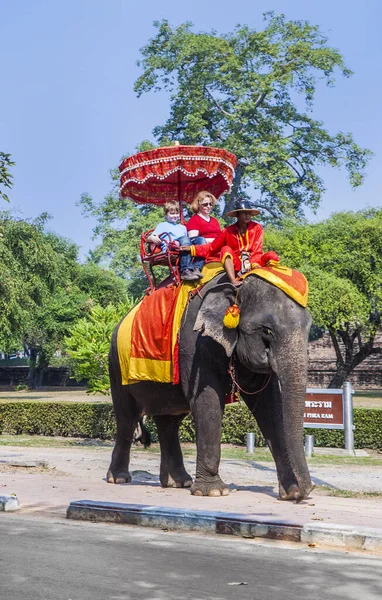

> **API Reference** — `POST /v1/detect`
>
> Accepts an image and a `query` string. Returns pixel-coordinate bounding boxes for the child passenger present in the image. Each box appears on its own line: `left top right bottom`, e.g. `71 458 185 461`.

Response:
146 201 204 282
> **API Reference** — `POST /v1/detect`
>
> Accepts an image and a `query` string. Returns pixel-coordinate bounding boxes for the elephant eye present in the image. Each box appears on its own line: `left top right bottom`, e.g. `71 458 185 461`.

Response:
263 327 273 336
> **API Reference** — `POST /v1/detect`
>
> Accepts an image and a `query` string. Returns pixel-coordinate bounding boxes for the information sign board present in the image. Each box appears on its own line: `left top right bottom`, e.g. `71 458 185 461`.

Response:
304 388 344 430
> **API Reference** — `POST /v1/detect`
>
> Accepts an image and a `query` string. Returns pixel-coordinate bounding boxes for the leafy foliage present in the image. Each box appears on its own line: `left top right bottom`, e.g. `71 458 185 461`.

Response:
81 187 164 296
0 212 127 387
265 209 382 386
0 152 15 203
1 401 381 449
65 300 135 394
0 402 116 439
134 14 371 218
80 14 372 294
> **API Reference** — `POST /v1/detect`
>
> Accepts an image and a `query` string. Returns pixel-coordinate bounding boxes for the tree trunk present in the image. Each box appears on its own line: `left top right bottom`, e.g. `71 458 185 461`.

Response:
328 367 350 389
328 327 380 389
27 347 38 389
35 351 50 389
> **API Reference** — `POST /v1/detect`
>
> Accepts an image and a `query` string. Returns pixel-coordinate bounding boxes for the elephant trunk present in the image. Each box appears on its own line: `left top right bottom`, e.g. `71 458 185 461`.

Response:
269 335 313 501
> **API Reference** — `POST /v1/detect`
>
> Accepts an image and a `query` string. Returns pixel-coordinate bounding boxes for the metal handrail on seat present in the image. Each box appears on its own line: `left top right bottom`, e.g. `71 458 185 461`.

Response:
140 229 181 293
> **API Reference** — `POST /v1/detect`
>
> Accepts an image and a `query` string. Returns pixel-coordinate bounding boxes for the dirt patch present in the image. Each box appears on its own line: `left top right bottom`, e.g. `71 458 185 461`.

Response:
0 389 110 403
0 464 66 476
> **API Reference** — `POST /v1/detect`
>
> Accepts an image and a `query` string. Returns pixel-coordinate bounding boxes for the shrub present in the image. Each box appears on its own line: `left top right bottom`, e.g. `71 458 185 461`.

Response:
0 402 116 439
0 402 381 449
65 299 135 394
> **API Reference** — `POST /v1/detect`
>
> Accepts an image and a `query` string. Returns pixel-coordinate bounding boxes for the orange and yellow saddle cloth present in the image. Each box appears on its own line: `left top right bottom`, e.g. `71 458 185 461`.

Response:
117 262 308 386
117 263 224 386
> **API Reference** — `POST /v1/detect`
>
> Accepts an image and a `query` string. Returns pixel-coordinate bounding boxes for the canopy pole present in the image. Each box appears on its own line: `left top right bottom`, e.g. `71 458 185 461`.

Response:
178 169 186 225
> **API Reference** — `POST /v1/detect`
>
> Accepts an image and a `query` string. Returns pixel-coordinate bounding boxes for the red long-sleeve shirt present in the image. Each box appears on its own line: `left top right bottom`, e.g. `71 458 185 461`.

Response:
190 221 264 270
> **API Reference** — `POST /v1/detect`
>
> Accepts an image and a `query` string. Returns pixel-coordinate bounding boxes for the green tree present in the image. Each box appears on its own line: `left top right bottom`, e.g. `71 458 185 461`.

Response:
82 185 163 297
80 140 174 296
80 14 372 294
134 14 371 218
0 152 14 202
65 300 135 394
0 212 127 387
265 209 382 387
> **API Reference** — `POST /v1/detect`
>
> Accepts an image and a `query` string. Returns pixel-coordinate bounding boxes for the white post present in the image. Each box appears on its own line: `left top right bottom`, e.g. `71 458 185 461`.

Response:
246 433 255 454
304 435 314 458
343 381 355 455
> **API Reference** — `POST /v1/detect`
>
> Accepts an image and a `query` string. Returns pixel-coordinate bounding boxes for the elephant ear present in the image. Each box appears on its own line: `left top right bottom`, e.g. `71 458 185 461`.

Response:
194 284 238 357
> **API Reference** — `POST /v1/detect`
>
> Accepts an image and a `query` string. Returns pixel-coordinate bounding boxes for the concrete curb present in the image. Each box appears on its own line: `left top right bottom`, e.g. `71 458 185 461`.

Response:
66 500 382 552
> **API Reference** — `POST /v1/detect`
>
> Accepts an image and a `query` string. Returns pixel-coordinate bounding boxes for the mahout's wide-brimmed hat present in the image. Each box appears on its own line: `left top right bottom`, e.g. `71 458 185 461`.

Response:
226 199 260 217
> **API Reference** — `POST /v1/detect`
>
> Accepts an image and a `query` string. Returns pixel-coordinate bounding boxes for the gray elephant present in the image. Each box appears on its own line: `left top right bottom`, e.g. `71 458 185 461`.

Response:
107 272 313 502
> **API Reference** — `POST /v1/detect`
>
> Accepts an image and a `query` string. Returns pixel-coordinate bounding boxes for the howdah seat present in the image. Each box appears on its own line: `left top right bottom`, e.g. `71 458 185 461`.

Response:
140 229 181 292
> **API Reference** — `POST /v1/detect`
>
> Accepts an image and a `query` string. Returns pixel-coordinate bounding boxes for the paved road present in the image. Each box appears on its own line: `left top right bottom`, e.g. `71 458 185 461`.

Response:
1 515 382 600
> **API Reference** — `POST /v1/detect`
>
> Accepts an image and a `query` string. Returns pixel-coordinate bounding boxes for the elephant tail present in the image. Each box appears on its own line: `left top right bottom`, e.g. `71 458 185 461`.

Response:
135 417 152 448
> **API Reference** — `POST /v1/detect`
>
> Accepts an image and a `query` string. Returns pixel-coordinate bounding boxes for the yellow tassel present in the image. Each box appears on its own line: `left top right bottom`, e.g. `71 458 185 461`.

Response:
223 303 241 328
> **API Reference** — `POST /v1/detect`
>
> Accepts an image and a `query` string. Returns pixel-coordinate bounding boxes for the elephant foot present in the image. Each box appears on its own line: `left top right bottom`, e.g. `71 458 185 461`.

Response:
106 467 132 484
191 478 230 497
160 469 193 489
279 482 315 503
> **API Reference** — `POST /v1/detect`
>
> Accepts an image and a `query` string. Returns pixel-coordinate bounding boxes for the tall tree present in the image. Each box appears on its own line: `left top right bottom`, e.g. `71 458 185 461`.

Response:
134 14 371 218
0 152 14 202
265 209 382 387
0 212 127 387
80 14 372 294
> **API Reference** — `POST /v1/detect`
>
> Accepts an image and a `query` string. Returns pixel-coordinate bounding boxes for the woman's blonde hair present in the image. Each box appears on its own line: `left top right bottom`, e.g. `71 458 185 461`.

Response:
190 191 217 214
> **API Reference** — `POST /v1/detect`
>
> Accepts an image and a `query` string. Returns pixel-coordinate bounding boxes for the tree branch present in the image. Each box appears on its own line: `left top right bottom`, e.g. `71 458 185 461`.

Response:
329 329 344 366
286 160 303 181
204 86 236 118
371 347 382 355
250 203 281 220
254 91 267 110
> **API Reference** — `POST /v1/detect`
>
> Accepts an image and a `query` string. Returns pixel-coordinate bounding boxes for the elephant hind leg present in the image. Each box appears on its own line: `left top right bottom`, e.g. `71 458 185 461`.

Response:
153 414 193 488
106 414 138 484
106 386 139 485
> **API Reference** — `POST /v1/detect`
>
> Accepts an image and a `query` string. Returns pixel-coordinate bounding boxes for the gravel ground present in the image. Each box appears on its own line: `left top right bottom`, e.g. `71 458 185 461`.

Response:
1 445 382 494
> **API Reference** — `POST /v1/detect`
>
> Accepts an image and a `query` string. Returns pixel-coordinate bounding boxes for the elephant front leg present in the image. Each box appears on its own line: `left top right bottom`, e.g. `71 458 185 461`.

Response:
191 387 229 497
153 414 193 488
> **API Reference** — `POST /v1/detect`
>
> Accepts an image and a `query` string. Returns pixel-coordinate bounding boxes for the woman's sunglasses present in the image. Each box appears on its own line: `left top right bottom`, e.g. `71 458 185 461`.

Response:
201 202 212 207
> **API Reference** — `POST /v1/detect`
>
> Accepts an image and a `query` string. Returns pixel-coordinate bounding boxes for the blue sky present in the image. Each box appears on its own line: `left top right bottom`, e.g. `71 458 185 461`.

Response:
2 0 381 258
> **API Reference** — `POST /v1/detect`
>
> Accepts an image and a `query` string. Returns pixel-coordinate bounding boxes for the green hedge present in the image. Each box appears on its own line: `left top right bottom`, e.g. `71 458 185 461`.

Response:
0 402 116 440
0 401 381 449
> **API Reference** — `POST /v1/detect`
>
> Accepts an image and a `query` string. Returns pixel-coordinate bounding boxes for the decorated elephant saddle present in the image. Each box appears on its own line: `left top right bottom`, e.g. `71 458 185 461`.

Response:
117 262 224 386
242 260 308 308
117 260 308 387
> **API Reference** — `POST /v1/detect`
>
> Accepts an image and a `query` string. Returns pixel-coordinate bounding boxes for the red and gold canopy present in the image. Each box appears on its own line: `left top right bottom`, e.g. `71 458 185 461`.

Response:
119 145 238 205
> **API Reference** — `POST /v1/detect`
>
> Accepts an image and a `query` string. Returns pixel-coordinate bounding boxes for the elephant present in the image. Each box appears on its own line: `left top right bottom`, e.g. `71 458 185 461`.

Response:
107 271 314 502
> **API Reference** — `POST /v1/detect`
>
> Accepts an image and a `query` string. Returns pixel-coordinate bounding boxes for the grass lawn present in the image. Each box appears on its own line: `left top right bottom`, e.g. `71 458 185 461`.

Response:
0 388 381 407
0 434 381 467
353 389 382 408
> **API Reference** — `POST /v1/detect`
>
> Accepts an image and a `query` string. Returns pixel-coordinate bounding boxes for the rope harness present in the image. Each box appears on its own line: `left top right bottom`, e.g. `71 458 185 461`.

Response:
228 356 271 399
